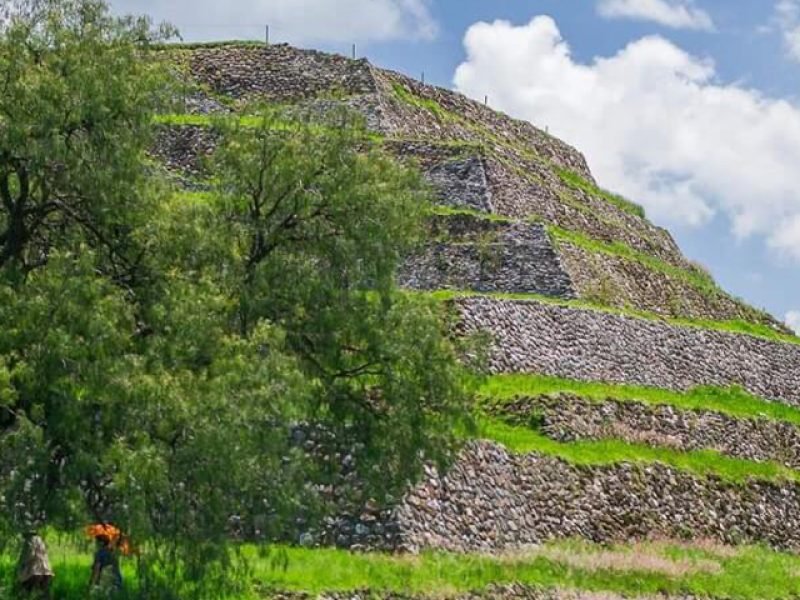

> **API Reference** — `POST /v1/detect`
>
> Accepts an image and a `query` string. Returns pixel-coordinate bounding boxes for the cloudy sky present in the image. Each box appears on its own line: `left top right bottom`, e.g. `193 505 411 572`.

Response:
111 0 800 331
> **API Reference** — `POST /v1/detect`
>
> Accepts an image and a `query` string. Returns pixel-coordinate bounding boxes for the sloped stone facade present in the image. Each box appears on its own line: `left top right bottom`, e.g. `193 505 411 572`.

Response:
390 442 800 553
400 220 575 297
492 394 800 468
456 297 800 406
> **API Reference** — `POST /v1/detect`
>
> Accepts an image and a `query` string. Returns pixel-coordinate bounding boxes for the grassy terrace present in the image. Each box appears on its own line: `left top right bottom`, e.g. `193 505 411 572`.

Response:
428 289 800 346
481 374 800 428
153 113 385 142
555 166 646 219
429 206 764 325
547 225 721 295
476 416 800 485
6 538 800 598
472 374 800 487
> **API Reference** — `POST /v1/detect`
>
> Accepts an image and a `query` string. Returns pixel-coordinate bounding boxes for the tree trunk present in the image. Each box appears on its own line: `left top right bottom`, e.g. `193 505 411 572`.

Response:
16 533 54 598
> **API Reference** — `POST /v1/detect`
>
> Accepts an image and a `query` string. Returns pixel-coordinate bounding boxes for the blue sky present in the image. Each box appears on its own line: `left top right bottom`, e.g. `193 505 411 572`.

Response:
113 1 800 329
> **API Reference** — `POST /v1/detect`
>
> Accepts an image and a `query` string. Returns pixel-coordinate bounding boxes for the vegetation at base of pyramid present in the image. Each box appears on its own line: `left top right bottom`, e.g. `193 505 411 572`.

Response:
0 1 473 596
3 0 800 599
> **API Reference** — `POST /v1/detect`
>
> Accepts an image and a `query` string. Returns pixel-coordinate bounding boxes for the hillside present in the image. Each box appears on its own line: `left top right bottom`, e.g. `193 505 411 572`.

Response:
153 42 800 598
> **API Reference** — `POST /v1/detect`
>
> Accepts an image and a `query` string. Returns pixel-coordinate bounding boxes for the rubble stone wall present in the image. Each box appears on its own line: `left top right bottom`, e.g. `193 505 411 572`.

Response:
400 222 575 297
188 43 377 102
456 297 800 406
492 394 800 468
390 442 800 554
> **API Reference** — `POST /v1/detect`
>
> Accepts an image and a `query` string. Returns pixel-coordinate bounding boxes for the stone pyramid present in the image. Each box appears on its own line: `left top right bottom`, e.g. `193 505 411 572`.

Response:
155 42 800 558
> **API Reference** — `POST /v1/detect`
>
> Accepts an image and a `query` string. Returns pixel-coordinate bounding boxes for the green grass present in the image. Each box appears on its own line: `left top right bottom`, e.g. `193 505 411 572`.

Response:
392 83 450 119
154 40 269 51
428 289 800 346
154 113 385 142
476 417 800 484
555 167 646 219
427 205 514 223
481 374 800 428
8 538 800 598
548 225 725 297
154 113 260 128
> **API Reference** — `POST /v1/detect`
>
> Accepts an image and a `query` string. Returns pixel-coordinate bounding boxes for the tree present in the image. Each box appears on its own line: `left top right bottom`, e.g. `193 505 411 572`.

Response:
0 0 172 281
0 3 475 596
210 108 475 509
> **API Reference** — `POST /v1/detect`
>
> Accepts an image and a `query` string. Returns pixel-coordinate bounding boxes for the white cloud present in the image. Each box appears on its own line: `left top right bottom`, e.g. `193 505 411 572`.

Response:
771 0 800 62
109 0 437 44
453 16 800 260
786 310 800 334
597 0 715 31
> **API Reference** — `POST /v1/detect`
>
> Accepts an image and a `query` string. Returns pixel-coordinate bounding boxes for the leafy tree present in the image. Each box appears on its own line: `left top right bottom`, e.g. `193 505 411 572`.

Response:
0 3 476 596
210 109 475 508
0 0 172 281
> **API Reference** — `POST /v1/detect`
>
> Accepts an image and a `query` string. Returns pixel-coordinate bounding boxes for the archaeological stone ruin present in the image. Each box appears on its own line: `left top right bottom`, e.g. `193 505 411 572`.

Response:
154 42 800 566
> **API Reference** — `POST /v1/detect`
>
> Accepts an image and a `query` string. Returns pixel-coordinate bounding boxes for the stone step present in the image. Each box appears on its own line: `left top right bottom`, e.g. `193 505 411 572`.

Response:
488 393 800 469
454 295 800 406
380 441 800 554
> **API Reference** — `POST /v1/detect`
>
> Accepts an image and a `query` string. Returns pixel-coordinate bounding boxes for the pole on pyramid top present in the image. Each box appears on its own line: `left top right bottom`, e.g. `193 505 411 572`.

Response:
352 43 356 60
265 24 270 46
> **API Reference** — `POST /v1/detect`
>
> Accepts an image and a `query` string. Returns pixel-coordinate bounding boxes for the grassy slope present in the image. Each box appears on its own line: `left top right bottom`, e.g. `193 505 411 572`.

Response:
548 225 721 296
475 374 800 485
476 417 800 484
481 374 800 428
554 166 646 219
6 539 800 599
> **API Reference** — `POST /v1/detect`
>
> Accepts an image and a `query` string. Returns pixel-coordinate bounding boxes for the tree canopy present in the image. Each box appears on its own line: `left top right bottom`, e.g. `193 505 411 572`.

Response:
0 1 475 595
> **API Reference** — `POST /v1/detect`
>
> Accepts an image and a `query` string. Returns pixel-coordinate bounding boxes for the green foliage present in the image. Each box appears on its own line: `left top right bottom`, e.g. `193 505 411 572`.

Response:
481 374 800 427
208 107 475 499
0 22 472 598
0 7 475 594
476 417 800 485
0 0 174 274
555 167 646 219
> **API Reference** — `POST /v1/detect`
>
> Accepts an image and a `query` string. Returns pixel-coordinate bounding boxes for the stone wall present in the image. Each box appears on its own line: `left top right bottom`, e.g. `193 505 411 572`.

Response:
455 297 800 406
483 159 686 268
426 157 494 213
151 124 219 179
391 441 800 554
491 394 800 469
273 585 695 600
556 241 783 328
188 43 377 102
400 219 575 297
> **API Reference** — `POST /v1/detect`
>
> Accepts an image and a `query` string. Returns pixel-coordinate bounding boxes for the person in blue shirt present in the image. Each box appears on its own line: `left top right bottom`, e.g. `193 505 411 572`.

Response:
89 534 123 596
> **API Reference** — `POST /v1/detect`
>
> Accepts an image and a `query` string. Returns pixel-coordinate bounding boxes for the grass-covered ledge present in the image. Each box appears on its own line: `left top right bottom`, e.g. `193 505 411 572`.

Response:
428 289 800 346
480 374 800 428
475 417 800 485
